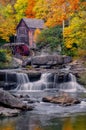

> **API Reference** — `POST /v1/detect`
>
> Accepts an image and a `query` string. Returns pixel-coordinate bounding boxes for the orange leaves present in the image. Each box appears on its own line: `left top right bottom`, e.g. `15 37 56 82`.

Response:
69 0 79 11
25 0 36 18
34 0 80 27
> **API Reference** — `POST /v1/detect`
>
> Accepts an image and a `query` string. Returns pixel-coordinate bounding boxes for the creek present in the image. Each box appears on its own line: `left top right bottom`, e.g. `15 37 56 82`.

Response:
0 69 86 130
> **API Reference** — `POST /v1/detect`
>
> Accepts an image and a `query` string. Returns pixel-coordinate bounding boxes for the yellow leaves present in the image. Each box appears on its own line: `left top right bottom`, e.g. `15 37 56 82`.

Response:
0 2 16 41
64 27 72 37
14 0 28 22
64 26 76 49
14 0 28 9
0 17 16 41
5 4 13 14
34 0 50 20
64 3 86 57
65 39 74 49
34 0 80 27
33 28 41 42
0 4 13 18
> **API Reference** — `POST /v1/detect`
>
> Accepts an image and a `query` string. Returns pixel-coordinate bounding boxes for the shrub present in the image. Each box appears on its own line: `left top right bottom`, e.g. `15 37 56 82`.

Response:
0 49 6 62
36 26 63 51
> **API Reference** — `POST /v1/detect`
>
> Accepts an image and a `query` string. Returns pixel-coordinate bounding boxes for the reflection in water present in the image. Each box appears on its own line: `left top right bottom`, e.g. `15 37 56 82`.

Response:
0 119 15 130
62 115 86 130
33 126 43 130
0 114 86 130
62 118 73 130
73 115 86 130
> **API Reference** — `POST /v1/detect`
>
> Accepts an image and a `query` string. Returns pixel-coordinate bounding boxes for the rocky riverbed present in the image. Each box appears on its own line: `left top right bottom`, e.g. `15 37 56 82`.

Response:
0 54 86 117
0 89 33 117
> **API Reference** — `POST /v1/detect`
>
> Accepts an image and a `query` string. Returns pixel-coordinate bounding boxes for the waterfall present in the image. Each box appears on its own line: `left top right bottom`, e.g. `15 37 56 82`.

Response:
16 73 29 84
15 72 86 92
14 73 30 90
0 71 29 90
0 71 85 92
56 73 86 92
17 73 54 91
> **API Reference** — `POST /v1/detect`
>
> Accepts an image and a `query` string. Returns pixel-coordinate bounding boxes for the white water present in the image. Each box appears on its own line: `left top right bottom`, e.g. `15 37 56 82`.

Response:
13 72 86 93
57 73 86 92
17 73 29 84
16 73 52 91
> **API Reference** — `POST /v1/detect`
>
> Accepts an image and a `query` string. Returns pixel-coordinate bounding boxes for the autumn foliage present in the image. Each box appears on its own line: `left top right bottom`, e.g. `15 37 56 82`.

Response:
34 0 80 27
25 0 36 18
0 0 86 58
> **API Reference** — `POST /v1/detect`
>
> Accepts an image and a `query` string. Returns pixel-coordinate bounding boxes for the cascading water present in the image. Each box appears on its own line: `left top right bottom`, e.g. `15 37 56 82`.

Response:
16 73 54 91
57 73 86 92
0 71 29 90
55 73 77 92
0 71 85 93
15 73 30 90
17 73 29 84
13 72 86 93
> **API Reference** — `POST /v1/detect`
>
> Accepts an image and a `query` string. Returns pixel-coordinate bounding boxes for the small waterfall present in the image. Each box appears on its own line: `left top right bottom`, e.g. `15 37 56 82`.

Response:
16 73 29 84
1 71 85 93
13 72 86 92
16 72 85 92
56 73 86 92
17 73 54 91
0 71 29 90
15 73 30 90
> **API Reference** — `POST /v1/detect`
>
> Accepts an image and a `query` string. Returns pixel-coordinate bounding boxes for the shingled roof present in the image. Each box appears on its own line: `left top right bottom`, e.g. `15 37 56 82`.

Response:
20 18 44 29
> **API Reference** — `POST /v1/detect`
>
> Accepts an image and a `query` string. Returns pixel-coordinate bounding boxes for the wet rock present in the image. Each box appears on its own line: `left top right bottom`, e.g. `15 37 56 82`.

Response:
22 57 31 67
31 55 63 66
22 55 72 67
42 93 80 106
27 71 41 82
0 89 33 110
0 107 20 117
19 94 37 104
21 57 34 67
63 56 72 64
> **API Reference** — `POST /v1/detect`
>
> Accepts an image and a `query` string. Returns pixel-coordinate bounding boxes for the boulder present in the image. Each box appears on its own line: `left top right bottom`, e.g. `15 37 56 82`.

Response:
22 55 72 67
22 57 31 67
63 55 72 64
0 107 20 117
31 55 63 66
42 93 80 106
0 89 33 110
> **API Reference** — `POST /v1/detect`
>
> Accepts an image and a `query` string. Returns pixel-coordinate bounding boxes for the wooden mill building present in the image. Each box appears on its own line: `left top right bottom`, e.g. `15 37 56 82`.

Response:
16 18 44 48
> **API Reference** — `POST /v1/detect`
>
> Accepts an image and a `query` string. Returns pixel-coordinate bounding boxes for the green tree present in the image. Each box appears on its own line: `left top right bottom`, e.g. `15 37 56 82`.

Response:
36 26 63 51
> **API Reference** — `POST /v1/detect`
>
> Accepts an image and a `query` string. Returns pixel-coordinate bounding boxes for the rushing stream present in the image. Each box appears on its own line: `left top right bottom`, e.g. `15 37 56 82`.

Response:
0 70 86 130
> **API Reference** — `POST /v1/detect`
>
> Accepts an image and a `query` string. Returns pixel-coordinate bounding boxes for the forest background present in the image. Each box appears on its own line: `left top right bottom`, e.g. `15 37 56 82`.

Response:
0 0 86 57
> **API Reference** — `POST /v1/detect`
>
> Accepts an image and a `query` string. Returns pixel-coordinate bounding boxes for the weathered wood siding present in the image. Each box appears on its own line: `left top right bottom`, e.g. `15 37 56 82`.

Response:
17 20 29 45
16 19 43 48
28 29 35 47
